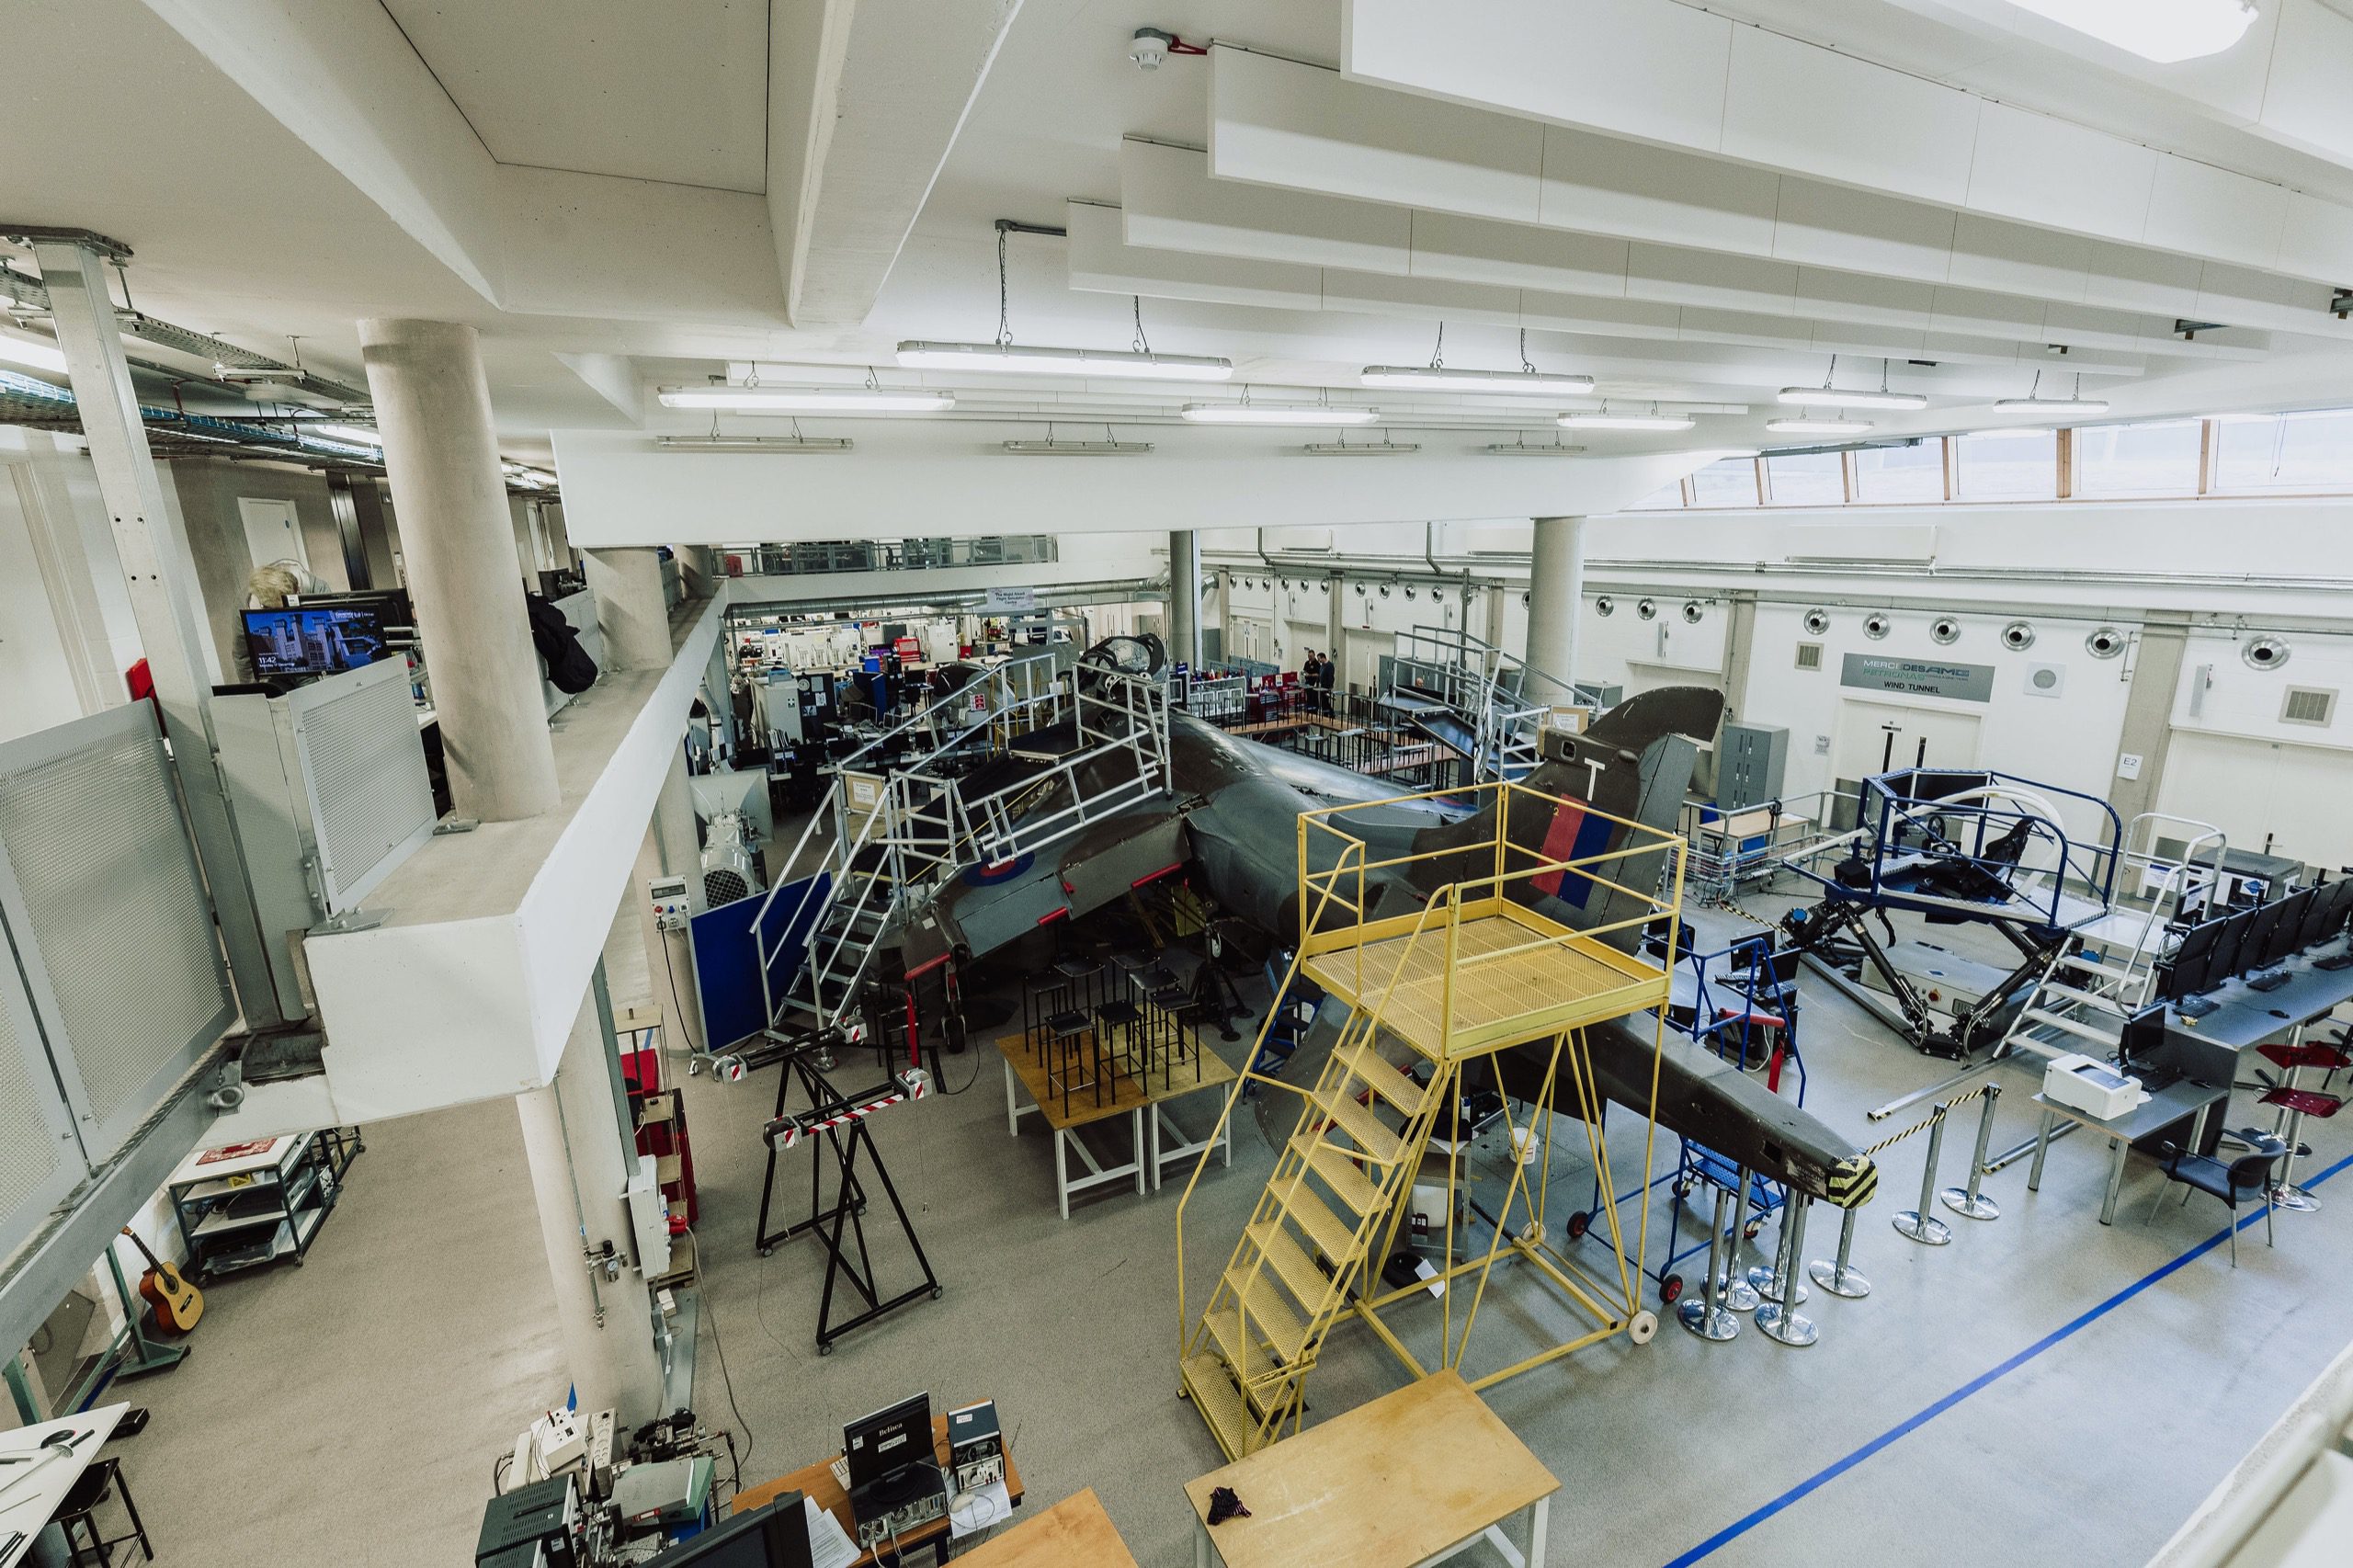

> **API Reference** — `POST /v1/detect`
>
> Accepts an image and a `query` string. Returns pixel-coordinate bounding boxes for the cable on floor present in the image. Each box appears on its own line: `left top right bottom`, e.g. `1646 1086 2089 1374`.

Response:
681 1225 756 1476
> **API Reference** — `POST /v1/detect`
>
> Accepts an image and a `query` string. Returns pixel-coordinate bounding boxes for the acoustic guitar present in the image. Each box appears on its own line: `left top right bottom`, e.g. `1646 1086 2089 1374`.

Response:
119 1228 202 1335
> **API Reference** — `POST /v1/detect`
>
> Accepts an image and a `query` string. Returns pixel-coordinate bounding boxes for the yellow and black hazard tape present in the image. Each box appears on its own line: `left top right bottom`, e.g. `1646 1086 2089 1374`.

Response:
1825 1154 1878 1210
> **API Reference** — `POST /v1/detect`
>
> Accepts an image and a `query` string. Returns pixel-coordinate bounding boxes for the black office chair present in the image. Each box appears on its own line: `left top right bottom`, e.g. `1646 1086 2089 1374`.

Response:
2145 1131 2290 1267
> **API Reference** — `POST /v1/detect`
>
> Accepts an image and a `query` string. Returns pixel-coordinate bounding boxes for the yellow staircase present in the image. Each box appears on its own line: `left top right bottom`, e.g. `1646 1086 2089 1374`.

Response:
1176 779 1686 1460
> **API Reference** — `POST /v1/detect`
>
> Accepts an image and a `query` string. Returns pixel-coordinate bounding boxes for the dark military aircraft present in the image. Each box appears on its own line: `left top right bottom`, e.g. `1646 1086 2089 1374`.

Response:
892 649 1875 1212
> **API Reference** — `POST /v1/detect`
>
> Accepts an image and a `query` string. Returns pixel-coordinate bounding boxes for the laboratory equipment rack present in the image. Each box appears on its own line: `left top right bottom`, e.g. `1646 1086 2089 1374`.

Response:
165 1128 363 1282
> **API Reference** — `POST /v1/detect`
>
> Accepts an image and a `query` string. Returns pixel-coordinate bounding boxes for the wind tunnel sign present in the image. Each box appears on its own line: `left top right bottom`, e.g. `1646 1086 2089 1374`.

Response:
1839 653 1995 703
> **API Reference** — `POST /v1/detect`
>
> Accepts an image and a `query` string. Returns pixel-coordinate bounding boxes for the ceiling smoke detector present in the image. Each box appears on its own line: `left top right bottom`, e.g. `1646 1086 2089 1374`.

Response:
1130 27 1174 69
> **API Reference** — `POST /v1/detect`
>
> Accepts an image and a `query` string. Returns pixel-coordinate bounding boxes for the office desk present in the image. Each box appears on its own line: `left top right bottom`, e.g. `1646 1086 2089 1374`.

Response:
733 1410 1025 1567
1185 1371 1556 1568
951 1489 1137 1568
2027 1079 2227 1224
2163 934 2353 1054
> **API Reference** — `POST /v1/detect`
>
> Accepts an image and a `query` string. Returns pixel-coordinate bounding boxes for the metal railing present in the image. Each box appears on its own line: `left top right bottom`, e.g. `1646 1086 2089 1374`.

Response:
1386 626 1603 785
725 535 1060 576
1679 790 1860 903
747 654 1173 1040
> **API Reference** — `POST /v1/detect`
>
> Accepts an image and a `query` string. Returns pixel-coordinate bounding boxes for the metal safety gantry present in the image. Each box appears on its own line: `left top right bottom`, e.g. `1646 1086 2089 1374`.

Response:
746 652 1173 1050
1173 781 1686 1460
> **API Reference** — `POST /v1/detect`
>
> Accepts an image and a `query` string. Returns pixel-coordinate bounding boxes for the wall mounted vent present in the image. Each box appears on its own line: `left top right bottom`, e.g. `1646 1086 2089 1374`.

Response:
1795 643 1824 671
1862 613 1891 640
2086 627 2126 659
1802 608 1831 635
1594 595 1614 616
1930 617 1961 645
2244 635 2292 672
2002 621 2037 652
2281 687 2336 727
1636 598 1658 620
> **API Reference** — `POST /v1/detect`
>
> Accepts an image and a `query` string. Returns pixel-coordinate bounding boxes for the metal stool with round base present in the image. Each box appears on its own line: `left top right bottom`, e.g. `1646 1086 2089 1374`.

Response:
2257 1040 2347 1213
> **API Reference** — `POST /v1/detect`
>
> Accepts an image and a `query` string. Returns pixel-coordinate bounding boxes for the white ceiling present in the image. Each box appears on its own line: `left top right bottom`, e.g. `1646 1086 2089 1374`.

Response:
378 0 774 193
6 0 2353 476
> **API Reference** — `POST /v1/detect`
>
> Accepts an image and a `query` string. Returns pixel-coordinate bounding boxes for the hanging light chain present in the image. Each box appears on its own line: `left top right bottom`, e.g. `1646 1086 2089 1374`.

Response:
1132 295 1151 356
995 227 1013 348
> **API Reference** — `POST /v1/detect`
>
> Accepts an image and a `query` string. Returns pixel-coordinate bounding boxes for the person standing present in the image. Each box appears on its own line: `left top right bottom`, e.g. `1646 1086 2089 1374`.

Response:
1313 647 1338 716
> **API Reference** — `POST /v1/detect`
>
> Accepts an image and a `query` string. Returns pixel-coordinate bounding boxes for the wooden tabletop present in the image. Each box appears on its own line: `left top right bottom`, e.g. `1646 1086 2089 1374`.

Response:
949 1488 1137 1568
1183 1371 1557 1568
995 1033 1238 1132
733 1410 1025 1567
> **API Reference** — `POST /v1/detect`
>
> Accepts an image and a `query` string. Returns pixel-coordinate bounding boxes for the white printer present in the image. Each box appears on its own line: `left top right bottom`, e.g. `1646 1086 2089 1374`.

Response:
2043 1053 2149 1119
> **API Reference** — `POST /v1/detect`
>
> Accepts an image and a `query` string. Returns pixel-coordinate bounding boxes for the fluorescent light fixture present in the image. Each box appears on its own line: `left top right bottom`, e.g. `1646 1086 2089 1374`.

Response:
897 340 1231 381
1358 365 1594 395
1558 411 1696 431
1302 439 1420 455
0 334 69 374
216 366 310 386
1778 385 1927 411
657 385 954 413
1180 403 1379 426
1765 417 1874 436
1991 394 2110 415
304 423 381 446
1483 438 1588 456
1963 426 2055 439
1000 437 1154 455
1997 0 2257 63
656 436 854 452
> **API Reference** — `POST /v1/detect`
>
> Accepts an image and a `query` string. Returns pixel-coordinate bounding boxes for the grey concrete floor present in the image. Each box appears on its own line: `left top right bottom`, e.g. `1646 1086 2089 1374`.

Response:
105 892 2353 1567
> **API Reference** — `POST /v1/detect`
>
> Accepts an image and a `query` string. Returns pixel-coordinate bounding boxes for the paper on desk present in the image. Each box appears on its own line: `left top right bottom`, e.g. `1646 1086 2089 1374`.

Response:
949 1480 1013 1540
804 1496 859 1568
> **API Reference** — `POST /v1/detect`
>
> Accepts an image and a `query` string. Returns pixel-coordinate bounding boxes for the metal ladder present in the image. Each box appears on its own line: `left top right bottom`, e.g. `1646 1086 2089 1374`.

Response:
1177 1011 1443 1459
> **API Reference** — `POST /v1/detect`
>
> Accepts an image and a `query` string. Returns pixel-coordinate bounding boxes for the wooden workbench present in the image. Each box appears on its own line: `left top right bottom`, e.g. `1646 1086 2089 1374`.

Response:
732 1410 1026 1567
949 1488 1139 1568
1183 1370 1556 1568
996 1033 1237 1218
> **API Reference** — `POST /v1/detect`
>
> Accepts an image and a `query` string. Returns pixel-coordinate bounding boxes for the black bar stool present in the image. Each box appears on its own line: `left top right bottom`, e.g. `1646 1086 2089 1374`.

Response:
54 1456 153 1565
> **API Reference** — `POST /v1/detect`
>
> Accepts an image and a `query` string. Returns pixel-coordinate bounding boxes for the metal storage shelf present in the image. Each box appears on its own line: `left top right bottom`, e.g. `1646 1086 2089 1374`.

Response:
166 1128 362 1282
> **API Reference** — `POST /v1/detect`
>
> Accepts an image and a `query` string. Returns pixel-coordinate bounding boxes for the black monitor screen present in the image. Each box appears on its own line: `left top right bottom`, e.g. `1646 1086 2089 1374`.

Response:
2254 887 2315 968
844 1393 931 1492
2296 881 2349 950
244 607 388 677
2201 907 2261 990
654 1494 812 1568
2164 917 2223 1000
2232 899 2292 977
2120 1002 2167 1069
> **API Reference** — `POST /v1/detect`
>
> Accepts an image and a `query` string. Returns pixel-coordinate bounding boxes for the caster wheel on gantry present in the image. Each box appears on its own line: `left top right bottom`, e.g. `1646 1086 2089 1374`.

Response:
1629 1311 1659 1345
931 1287 945 1300
818 1342 834 1357
1744 1220 1764 1242
760 1245 774 1257
1659 1273 1684 1305
1565 1210 1591 1242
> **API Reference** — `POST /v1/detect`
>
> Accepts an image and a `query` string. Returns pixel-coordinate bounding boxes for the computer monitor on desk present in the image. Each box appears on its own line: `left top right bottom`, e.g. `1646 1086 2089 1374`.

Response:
649 1493 813 1567
2240 892 2309 991
844 1393 930 1491
2165 908 2251 1018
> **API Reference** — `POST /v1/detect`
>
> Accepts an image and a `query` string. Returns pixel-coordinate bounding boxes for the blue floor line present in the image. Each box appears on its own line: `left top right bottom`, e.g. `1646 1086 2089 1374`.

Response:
1660 1151 2353 1568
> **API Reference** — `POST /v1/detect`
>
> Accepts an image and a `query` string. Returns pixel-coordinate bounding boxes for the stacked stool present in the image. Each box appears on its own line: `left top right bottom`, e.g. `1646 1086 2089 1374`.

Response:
2256 1038 2350 1212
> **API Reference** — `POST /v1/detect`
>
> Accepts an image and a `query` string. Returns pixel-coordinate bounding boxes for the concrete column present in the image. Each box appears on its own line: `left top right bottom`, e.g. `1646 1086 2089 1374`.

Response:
651 750 707 1045
585 548 672 671
1166 529 1202 673
513 983 665 1428
358 319 558 821
1525 515 1586 704
2109 614 2192 829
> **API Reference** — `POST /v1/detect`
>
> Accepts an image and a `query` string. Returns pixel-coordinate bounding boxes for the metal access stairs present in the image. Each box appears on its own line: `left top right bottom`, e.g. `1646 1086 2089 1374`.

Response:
1178 1021 1440 1458
1380 626 1598 785
752 655 1174 1045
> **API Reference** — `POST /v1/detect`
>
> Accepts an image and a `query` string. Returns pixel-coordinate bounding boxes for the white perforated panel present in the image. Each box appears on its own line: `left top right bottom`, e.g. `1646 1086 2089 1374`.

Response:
296 665 435 912
0 714 232 1153
0 959 63 1223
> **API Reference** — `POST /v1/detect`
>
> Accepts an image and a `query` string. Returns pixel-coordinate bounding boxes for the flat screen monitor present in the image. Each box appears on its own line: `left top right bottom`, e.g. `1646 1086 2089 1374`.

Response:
2295 881 2349 951
2233 897 2296 977
2120 1002 2167 1071
655 1494 813 1568
844 1393 931 1492
290 587 414 630
2200 906 2260 989
2253 887 2316 968
242 606 388 678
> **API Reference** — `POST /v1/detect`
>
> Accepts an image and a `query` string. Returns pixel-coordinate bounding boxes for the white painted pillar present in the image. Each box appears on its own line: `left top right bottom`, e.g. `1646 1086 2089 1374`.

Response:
513 983 665 1428
585 547 671 671
1525 515 1586 704
358 319 559 822
1166 529 1201 672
